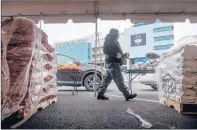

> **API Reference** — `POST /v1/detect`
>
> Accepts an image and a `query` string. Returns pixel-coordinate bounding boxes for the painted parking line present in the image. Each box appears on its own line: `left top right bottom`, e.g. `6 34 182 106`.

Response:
106 94 160 103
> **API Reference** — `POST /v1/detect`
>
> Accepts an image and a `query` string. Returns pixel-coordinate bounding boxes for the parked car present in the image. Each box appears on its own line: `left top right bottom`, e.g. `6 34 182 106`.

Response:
55 53 104 91
139 73 157 90
138 52 161 90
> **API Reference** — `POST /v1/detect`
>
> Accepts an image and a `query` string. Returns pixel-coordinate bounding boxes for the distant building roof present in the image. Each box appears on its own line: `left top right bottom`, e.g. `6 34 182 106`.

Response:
133 19 162 27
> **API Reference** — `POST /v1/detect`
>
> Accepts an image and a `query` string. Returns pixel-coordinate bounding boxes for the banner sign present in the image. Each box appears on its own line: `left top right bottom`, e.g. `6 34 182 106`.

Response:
153 44 173 50
131 33 146 47
55 33 102 48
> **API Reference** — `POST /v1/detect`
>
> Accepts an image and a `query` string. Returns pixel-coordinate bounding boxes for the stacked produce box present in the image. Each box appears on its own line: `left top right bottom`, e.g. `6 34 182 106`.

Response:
157 36 197 105
1 17 39 121
1 17 57 126
37 30 57 109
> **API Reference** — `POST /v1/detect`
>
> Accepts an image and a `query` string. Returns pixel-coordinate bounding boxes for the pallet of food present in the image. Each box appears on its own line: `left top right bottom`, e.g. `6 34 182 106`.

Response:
1 17 57 128
157 35 197 114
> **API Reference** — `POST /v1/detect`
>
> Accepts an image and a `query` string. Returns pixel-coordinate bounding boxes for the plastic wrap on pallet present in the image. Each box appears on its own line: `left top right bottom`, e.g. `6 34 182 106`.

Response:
41 30 54 53
1 17 43 120
34 49 56 64
42 84 57 96
1 18 57 122
157 35 197 104
38 28 57 104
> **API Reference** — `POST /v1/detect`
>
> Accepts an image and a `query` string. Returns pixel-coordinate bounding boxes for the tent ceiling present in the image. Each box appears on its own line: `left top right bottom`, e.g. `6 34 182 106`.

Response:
2 0 197 23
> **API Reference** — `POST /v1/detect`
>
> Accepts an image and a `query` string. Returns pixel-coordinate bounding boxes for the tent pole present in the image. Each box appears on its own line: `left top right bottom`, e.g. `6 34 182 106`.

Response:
93 1 98 97
39 13 42 29
98 34 103 81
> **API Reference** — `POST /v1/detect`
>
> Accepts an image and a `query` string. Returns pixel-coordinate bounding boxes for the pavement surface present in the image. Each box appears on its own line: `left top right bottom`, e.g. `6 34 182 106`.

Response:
15 83 197 129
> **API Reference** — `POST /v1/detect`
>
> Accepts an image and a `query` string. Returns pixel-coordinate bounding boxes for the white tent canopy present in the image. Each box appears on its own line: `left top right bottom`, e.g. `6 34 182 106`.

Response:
2 0 197 23
2 0 197 97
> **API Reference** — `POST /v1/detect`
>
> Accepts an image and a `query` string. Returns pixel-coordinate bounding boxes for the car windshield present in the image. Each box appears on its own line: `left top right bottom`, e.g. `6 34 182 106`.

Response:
56 53 77 65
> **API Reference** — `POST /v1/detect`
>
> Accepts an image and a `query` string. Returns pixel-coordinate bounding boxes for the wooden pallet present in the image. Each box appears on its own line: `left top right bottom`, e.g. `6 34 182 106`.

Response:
48 96 57 104
9 97 57 128
37 96 57 110
2 107 37 129
164 98 197 114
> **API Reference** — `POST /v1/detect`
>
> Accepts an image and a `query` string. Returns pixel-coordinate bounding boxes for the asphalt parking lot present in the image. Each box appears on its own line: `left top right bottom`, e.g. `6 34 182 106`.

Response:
17 82 197 129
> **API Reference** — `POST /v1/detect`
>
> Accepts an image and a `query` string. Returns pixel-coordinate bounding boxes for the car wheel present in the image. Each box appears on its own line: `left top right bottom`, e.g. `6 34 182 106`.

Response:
84 74 101 91
150 85 157 90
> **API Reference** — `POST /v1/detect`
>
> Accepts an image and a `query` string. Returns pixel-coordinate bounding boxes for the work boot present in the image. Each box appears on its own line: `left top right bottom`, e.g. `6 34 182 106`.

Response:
126 93 137 101
97 94 109 100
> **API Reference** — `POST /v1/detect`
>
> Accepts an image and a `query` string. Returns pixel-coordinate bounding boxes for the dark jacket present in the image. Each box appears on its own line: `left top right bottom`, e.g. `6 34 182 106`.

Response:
103 29 124 65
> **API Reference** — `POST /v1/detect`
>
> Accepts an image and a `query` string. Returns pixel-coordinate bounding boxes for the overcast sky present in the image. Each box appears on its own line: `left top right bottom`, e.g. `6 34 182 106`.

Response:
38 19 195 46
39 20 132 46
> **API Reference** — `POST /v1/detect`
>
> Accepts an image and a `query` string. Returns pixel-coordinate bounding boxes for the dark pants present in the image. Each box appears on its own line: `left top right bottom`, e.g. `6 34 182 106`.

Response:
98 63 130 99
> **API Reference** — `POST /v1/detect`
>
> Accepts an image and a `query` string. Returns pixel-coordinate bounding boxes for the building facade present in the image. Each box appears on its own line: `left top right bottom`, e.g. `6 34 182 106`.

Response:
123 21 197 66
54 21 197 68
55 38 92 63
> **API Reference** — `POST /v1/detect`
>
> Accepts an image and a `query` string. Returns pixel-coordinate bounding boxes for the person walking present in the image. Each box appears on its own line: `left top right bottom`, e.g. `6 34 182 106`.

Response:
97 28 137 101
